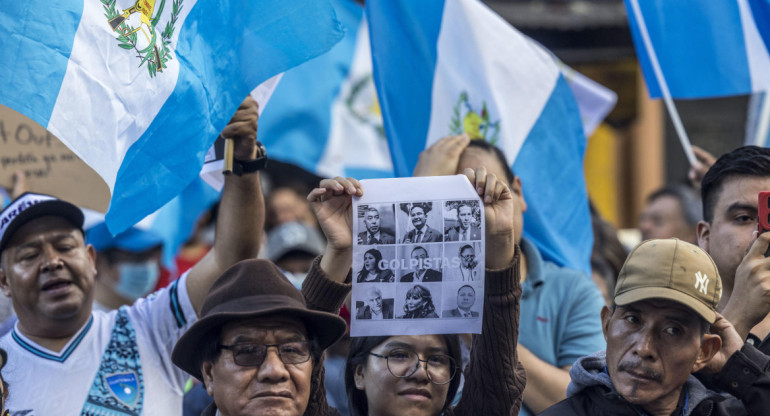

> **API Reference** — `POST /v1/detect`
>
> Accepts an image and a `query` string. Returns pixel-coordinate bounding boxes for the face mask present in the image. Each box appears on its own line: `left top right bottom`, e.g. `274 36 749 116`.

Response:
115 261 160 300
284 272 307 290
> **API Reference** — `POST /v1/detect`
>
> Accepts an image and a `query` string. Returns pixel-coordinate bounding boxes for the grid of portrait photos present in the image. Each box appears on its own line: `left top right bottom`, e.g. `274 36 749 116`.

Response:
351 178 485 337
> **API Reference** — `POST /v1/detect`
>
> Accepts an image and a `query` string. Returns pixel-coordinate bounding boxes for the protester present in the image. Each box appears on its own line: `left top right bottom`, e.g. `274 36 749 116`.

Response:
399 284 439 319
266 221 326 288
86 221 164 311
541 238 770 415
413 134 605 415
0 96 264 415
266 186 318 232
697 146 770 353
356 248 395 283
323 169 525 416
171 259 347 416
638 184 701 244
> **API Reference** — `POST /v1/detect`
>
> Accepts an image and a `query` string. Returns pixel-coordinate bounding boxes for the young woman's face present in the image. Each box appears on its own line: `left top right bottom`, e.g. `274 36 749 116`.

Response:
354 335 451 416
364 253 376 271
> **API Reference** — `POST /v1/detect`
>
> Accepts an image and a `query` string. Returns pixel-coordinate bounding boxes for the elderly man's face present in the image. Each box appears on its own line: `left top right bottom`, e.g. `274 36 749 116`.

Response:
366 289 383 314
601 299 717 415
202 316 313 416
410 207 426 229
365 209 381 234
457 206 472 230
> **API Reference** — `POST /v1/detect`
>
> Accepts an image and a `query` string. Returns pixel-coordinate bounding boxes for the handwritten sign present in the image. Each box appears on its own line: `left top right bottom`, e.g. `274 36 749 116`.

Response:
0 104 110 211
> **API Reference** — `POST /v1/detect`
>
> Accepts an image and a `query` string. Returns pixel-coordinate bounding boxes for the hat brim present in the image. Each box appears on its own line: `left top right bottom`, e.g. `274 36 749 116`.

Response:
172 304 347 381
615 286 716 324
0 199 84 253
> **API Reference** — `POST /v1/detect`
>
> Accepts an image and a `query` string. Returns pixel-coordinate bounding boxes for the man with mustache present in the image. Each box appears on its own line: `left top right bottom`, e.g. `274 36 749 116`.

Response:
541 238 770 415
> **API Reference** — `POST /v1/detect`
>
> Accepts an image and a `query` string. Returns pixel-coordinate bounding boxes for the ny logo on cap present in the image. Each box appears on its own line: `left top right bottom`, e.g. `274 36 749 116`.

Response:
694 271 709 295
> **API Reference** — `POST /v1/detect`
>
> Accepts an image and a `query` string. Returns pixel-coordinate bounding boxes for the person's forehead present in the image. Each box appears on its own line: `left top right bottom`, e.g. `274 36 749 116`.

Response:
457 146 508 180
376 335 448 353
458 205 471 213
221 316 308 341
458 287 474 295
713 175 770 212
617 299 700 324
5 215 83 249
366 209 379 216
412 248 427 256
461 247 474 254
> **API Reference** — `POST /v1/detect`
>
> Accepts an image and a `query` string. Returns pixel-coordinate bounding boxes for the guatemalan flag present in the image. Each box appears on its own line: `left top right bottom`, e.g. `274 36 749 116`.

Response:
0 0 343 233
625 0 770 99
367 0 593 275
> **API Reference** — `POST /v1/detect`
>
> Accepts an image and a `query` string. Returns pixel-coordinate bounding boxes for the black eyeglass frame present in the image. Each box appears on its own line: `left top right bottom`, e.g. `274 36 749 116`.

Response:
368 351 458 385
218 341 312 367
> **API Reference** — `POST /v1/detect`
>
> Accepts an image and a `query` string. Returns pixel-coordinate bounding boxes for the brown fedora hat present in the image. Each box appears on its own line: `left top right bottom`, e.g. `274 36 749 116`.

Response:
172 259 347 380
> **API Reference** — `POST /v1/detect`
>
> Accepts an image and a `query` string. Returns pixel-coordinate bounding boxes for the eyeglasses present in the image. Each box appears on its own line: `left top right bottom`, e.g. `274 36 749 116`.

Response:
219 341 312 367
460 254 475 261
368 350 457 385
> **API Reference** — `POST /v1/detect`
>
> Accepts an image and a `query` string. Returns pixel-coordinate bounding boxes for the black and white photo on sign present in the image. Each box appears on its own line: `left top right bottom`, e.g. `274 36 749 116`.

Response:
441 282 482 318
444 241 482 282
354 245 397 283
395 282 442 319
398 244 443 282
398 201 444 244
443 200 482 241
354 284 396 320
356 203 396 245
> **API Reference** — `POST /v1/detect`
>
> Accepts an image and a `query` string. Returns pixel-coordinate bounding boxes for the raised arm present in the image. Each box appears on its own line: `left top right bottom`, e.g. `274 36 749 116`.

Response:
453 167 526 416
186 96 264 314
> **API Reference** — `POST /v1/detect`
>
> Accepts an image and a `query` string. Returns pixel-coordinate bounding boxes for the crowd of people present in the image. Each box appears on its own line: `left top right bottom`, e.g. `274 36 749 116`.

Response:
0 97 769 416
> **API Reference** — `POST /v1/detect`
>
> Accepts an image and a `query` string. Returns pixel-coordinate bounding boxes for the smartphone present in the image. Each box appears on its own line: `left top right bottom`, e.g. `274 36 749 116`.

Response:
759 192 770 256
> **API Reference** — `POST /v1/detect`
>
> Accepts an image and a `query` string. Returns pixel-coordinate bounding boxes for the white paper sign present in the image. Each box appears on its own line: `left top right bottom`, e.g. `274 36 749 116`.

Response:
351 175 485 336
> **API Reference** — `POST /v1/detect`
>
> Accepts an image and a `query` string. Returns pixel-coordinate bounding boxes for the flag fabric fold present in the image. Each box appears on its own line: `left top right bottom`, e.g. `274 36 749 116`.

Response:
625 0 770 99
367 0 593 275
0 0 344 233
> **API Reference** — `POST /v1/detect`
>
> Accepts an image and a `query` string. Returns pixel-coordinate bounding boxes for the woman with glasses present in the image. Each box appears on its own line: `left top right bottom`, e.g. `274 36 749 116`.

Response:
305 170 525 416
357 248 395 283
399 284 439 318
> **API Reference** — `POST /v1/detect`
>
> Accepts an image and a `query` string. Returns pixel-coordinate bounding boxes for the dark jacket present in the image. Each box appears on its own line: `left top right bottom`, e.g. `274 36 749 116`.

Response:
400 269 442 282
357 230 395 245
402 225 443 243
444 224 482 241
540 347 770 416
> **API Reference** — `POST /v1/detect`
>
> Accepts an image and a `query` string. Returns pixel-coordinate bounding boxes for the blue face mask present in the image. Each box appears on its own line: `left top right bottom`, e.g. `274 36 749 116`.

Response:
115 261 160 300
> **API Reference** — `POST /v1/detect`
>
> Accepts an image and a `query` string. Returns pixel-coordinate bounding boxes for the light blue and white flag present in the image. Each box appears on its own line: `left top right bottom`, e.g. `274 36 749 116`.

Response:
0 0 343 233
367 0 593 275
625 0 770 99
260 0 394 180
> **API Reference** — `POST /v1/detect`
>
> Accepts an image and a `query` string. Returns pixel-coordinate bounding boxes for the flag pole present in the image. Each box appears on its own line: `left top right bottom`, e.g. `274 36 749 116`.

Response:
628 0 696 166
754 92 770 147
222 137 235 174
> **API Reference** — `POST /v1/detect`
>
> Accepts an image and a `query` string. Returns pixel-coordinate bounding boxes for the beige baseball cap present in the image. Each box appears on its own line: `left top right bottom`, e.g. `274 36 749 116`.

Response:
614 238 722 323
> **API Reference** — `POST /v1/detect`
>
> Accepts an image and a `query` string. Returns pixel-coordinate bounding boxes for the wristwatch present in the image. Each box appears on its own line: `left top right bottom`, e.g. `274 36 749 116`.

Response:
232 141 267 176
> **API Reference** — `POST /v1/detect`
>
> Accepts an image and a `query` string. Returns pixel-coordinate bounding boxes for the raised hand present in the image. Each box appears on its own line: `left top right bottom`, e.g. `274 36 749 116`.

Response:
699 313 742 374
461 167 515 269
723 231 770 339
220 96 259 160
413 134 470 177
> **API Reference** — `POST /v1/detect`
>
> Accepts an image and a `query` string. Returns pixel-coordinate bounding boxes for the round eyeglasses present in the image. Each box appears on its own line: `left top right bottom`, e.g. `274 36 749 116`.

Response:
368 349 458 385
219 341 311 367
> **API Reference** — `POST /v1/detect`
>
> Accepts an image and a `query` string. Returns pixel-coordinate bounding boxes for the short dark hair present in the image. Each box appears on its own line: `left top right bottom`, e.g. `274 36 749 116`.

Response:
701 146 770 222
646 185 702 226
459 244 474 255
345 335 462 416
458 285 475 295
411 246 428 256
466 140 515 184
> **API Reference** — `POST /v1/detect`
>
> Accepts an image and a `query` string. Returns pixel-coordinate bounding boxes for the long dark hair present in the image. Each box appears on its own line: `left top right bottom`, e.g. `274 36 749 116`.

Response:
402 284 436 318
357 249 384 283
345 335 462 416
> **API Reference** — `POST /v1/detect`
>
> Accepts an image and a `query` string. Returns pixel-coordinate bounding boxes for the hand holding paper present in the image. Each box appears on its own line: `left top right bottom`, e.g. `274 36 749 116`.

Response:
462 167 515 269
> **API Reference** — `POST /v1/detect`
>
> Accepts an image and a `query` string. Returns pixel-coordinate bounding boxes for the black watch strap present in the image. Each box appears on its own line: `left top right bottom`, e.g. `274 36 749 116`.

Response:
232 141 267 176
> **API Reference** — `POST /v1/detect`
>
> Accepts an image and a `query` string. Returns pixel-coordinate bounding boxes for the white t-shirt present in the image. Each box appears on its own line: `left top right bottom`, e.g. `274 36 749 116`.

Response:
0 272 197 415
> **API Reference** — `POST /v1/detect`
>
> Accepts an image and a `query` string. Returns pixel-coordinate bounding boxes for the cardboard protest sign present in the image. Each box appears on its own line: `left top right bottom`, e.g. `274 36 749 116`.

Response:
0 104 109 211
351 175 484 336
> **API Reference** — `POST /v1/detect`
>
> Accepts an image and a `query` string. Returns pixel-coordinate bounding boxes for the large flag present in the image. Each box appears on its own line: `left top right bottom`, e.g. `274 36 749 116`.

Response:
367 0 593 275
259 0 394 179
625 0 770 99
0 0 343 233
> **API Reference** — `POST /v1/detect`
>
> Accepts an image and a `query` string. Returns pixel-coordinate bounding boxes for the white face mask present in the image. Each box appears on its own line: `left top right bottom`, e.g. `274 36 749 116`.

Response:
115 261 160 300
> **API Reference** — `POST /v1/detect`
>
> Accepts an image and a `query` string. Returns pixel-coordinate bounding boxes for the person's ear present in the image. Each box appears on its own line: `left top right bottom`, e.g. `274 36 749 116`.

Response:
201 361 216 396
692 333 721 372
601 305 612 342
697 221 711 252
86 244 97 276
354 364 367 390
